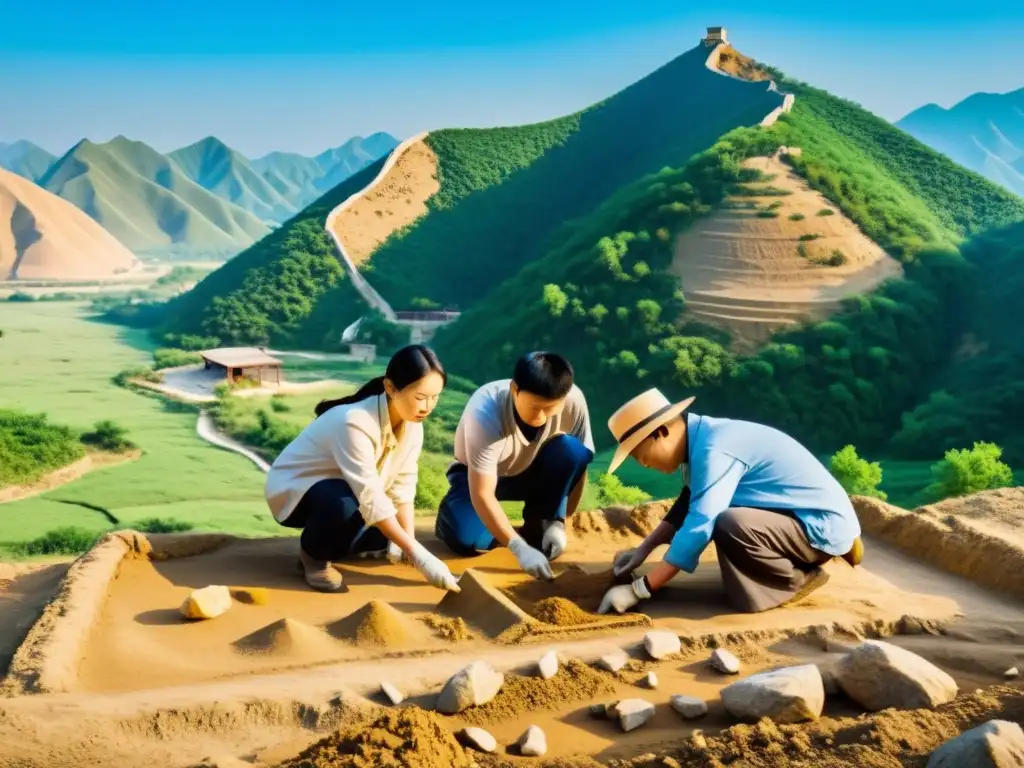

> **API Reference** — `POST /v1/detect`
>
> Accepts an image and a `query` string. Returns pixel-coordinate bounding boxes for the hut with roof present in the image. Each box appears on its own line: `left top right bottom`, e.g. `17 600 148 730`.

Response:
199 347 283 388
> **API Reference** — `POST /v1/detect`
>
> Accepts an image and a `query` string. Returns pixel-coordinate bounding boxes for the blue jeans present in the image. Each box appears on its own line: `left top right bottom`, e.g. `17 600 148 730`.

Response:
279 478 388 561
435 434 594 556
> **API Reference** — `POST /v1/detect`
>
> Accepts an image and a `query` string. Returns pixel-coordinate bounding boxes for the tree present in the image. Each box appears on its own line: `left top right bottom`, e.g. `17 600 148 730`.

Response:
924 441 1014 501
829 445 886 500
593 472 651 506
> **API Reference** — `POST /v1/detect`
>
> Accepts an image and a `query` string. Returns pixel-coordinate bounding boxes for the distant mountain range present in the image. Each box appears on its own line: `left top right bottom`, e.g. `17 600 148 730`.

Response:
897 88 1024 197
0 132 399 257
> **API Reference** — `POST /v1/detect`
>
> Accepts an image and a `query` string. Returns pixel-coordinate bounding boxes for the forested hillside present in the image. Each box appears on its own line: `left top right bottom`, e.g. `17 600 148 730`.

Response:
433 73 1024 457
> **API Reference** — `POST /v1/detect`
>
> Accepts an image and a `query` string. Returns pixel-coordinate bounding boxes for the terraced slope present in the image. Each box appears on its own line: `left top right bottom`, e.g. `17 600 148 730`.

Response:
672 150 903 349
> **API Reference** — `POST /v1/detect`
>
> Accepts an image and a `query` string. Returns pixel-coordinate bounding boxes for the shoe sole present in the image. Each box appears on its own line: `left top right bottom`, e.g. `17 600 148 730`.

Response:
784 568 831 607
841 537 864 567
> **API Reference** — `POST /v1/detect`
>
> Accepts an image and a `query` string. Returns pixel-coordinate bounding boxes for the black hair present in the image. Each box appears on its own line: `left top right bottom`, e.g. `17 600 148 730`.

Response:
512 351 574 400
315 344 446 417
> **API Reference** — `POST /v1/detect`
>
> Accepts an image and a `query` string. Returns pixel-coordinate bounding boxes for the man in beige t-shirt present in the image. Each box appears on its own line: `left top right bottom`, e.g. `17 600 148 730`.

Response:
435 352 595 580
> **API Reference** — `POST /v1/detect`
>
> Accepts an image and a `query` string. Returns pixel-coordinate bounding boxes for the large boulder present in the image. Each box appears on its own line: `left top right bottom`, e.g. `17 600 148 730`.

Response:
720 664 824 724
927 720 1024 767
436 661 505 714
836 641 957 711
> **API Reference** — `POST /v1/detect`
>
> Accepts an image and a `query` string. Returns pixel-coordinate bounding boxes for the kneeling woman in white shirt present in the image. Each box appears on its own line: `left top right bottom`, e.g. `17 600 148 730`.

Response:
265 344 460 594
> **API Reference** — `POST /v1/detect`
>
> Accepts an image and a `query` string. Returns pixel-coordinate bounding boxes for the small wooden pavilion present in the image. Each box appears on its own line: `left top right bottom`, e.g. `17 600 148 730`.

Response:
200 347 283 388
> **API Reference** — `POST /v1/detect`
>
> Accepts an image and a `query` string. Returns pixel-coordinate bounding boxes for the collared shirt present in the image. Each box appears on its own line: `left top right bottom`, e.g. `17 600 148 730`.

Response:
663 413 861 573
453 379 594 477
264 393 422 524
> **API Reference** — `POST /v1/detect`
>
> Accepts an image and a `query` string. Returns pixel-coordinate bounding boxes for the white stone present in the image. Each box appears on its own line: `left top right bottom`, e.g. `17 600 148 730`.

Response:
720 664 825 724
670 695 708 719
643 630 681 660
927 720 1024 767
538 650 559 680
436 661 505 714
180 585 232 620
1004 667 1019 680
518 725 547 757
644 671 658 689
460 727 497 754
709 648 741 675
380 682 404 705
615 698 656 732
599 649 629 672
836 641 958 711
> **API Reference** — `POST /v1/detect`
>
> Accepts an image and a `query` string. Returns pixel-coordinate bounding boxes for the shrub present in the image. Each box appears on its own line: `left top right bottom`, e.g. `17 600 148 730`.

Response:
817 208 835 216
789 212 806 221
829 445 886 500
270 395 291 413
81 420 136 453
161 333 220 351
825 249 847 266
767 200 784 210
756 210 780 218
0 409 86 487
152 348 202 370
6 292 36 302
797 243 809 259
593 472 651 506
133 518 194 534
924 441 1014 501
112 367 162 387
13 527 101 556
798 233 821 241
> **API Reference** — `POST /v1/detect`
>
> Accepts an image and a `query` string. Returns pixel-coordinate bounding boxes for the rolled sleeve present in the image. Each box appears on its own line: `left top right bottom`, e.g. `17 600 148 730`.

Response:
664 454 746 573
328 422 397 527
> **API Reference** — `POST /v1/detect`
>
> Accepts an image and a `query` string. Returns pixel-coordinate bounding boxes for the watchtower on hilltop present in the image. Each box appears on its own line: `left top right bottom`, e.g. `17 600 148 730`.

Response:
703 26 728 46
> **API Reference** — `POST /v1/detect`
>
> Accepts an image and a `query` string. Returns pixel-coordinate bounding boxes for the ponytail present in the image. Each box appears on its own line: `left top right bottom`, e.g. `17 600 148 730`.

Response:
315 376 387 417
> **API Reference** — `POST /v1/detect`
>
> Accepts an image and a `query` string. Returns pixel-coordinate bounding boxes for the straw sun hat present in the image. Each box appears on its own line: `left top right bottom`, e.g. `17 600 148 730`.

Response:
606 388 695 474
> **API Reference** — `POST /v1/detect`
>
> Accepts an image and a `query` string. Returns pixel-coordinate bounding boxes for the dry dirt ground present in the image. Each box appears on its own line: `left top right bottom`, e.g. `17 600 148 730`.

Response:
330 138 440 266
1 497 1023 768
670 150 904 351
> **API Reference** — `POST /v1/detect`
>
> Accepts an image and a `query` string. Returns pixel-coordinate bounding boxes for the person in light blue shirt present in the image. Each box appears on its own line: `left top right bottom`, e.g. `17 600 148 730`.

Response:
596 388 863 615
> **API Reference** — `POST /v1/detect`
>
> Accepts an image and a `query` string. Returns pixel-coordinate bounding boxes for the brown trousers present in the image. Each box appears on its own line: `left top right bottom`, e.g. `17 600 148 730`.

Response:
712 507 832 613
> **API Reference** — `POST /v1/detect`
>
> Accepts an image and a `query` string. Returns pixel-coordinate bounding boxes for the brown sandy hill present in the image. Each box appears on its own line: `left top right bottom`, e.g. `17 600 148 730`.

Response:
569 501 668 546
919 486 1024 548
331 136 440 266
327 598 430 649
0 168 140 280
232 618 336 657
671 149 904 351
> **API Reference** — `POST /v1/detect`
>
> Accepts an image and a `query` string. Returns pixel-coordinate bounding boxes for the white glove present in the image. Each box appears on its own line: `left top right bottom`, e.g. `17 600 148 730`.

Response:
508 535 554 581
612 548 646 578
386 541 405 564
408 541 461 592
541 520 568 561
598 576 651 614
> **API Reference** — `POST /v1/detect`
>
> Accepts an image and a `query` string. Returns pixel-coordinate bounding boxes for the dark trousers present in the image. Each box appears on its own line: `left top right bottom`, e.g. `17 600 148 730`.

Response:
279 478 388 562
712 506 832 613
435 434 594 555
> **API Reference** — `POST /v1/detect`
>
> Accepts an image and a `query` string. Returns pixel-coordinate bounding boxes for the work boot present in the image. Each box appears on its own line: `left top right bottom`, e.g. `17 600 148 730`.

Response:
783 567 830 608
841 536 864 568
298 548 345 592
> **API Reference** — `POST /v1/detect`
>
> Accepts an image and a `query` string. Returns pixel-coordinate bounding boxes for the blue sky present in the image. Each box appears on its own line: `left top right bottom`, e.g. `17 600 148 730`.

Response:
1 0 1022 158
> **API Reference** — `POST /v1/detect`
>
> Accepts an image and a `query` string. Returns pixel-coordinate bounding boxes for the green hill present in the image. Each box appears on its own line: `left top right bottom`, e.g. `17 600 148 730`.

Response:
168 137 298 223
39 136 271 257
0 140 56 182
897 89 1024 198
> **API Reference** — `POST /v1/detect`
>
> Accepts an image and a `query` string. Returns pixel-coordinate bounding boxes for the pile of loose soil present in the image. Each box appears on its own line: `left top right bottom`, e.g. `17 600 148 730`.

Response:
274 706 473 768
611 685 1024 768
437 570 538 638
420 615 474 643
569 502 668 545
506 569 617 614
529 597 602 626
454 659 617 726
328 600 429 649
232 618 336 657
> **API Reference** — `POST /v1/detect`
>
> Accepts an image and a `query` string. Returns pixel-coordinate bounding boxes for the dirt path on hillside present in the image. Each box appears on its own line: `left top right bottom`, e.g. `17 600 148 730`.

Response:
0 562 70 678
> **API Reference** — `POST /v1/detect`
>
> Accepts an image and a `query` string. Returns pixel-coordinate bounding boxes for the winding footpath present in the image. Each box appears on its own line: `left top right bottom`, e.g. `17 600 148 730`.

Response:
195 411 270 473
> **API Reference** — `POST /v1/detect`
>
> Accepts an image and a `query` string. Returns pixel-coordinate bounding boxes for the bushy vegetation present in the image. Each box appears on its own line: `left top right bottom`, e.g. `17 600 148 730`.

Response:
0 409 85 487
829 445 887 500
923 442 1014 501
11 526 100 556
152 348 202 369
593 472 652 506
80 420 136 453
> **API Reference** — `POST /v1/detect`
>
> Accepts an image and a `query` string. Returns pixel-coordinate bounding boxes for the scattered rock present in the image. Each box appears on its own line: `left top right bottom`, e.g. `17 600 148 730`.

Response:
661 758 683 768
518 725 547 757
670 694 708 719
599 649 629 672
538 650 559 680
458 727 497 754
643 671 658 689
180 585 232 620
820 663 840 696
643 630 681 659
436 661 505 714
615 698 656 732
589 701 617 720
720 664 825 724
836 640 958 711
1005 667 1019 680
380 682 404 705
926 719 1024 767
710 648 741 675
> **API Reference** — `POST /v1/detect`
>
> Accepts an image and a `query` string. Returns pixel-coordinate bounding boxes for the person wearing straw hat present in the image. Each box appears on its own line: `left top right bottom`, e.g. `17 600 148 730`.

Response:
596 388 863 615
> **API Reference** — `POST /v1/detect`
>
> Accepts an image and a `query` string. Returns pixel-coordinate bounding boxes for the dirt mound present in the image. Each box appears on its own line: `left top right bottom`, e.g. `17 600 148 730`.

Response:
455 659 617 726
437 569 538 638
274 706 473 768
420 614 474 643
328 599 428 649
232 619 336 657
569 501 668 545
507 569 617 615
920 486 1024 546
530 597 603 626
615 685 1024 768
